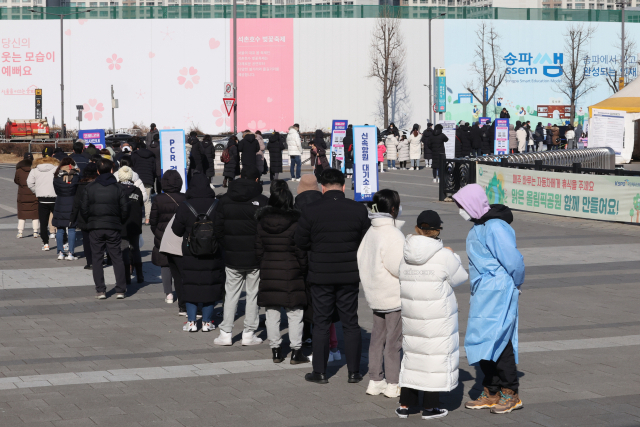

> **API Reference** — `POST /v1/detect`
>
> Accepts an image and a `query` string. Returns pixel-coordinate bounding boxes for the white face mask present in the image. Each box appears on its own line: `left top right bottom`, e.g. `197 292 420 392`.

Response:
459 208 472 221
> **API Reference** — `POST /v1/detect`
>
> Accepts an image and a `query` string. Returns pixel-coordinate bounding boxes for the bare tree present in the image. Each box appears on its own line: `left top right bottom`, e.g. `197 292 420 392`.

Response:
605 33 638 93
375 72 411 129
464 22 507 118
368 7 406 129
554 24 597 123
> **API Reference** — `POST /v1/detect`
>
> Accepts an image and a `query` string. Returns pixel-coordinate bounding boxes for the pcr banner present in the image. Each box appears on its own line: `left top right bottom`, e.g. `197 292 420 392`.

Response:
159 129 187 193
476 164 640 224
353 125 378 202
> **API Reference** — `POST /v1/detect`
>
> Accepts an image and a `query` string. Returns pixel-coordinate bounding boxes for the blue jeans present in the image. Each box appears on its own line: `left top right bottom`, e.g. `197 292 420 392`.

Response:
56 227 75 254
411 159 419 168
186 302 214 323
290 155 301 179
387 160 396 168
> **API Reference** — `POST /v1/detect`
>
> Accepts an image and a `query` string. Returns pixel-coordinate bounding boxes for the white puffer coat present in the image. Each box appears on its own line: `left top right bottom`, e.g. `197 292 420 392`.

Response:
27 157 59 199
286 127 302 156
397 138 410 162
385 135 399 161
398 235 468 392
408 133 422 160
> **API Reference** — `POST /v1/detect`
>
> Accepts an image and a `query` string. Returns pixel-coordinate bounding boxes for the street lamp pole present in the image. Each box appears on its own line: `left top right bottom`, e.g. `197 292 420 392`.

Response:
30 9 93 139
621 1 626 90
428 12 446 125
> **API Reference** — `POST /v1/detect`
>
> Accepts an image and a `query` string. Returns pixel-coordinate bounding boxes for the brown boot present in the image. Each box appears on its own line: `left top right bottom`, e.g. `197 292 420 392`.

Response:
222 177 228 188
464 387 500 410
490 388 523 414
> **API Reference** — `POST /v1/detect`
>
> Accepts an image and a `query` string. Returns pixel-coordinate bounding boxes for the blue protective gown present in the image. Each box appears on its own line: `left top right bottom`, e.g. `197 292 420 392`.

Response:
465 218 525 365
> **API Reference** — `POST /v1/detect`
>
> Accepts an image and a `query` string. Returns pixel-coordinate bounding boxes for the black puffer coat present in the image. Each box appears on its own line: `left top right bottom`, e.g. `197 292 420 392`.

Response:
456 126 471 157
427 126 449 168
52 168 80 228
343 127 353 169
239 133 259 169
148 138 161 177
70 180 94 231
294 190 370 285
150 171 186 267
193 139 216 178
80 173 129 231
223 141 240 179
171 174 225 303
131 148 156 187
214 178 268 269
70 153 89 174
421 128 433 160
470 123 482 150
255 207 308 308
119 182 144 240
294 190 322 211
481 123 495 154
267 134 285 174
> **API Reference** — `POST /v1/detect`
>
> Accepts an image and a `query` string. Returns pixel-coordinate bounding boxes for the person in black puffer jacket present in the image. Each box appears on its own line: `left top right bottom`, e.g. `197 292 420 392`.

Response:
222 136 240 188
267 131 285 182
294 168 371 383
427 124 449 182
53 159 80 259
256 180 310 365
421 124 434 167
71 163 98 269
148 133 162 194
150 170 186 307
193 134 216 181
481 120 495 155
131 141 156 224
171 174 225 333
343 125 354 175
117 166 144 285
456 123 472 158
213 166 268 346
238 131 260 171
470 122 483 157
81 158 129 298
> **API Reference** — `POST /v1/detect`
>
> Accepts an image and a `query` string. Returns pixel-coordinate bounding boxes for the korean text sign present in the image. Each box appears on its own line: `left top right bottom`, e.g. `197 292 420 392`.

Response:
436 69 446 112
159 129 187 193
441 120 456 159
353 126 378 202
78 129 105 150
494 119 509 155
476 164 640 223
330 120 348 172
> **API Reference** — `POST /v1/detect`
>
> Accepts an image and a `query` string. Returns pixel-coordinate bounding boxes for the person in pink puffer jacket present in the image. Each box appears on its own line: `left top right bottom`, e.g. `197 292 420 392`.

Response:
378 141 387 173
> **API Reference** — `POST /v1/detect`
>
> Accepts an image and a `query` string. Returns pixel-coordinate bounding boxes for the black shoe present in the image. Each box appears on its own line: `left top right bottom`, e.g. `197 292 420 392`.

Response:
272 347 284 363
422 408 448 420
395 407 409 419
84 264 92 270
348 372 363 383
304 372 328 384
290 349 309 365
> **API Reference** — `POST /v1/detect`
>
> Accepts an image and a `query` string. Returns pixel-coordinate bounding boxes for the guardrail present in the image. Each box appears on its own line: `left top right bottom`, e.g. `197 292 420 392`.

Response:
439 148 639 202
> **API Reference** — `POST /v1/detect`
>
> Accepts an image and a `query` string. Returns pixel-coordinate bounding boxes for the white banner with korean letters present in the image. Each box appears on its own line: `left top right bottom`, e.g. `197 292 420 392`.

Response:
159 129 187 193
476 164 640 223
353 125 378 202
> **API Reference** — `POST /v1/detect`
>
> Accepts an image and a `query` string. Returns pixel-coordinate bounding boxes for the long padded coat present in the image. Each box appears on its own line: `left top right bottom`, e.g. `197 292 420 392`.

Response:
14 160 38 220
150 171 186 267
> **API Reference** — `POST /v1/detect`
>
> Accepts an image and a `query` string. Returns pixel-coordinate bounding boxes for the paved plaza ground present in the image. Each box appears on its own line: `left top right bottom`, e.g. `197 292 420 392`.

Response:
0 162 639 427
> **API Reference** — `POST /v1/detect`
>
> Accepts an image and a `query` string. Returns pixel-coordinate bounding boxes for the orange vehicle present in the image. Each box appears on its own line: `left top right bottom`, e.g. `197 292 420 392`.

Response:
4 118 50 140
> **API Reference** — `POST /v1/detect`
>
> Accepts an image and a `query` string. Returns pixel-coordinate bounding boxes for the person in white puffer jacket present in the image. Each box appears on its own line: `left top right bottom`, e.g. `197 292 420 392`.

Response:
395 210 468 421
357 189 405 399
286 125 303 181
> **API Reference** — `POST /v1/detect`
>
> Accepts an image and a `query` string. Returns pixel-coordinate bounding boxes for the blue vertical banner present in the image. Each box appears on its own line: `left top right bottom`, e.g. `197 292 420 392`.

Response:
329 120 348 173
78 129 105 150
494 118 509 155
353 125 378 202
159 129 187 193
436 68 446 113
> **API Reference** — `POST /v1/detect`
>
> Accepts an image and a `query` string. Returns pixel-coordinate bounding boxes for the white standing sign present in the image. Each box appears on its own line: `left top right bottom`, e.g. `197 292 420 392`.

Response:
589 108 625 156
441 120 457 159
353 125 378 202
159 129 187 193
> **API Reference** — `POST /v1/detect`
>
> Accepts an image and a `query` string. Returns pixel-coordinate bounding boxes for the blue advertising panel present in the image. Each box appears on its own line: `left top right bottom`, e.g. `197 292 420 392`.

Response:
353 125 378 202
78 129 105 150
159 129 187 193
330 120 348 173
494 118 509 155
436 69 446 113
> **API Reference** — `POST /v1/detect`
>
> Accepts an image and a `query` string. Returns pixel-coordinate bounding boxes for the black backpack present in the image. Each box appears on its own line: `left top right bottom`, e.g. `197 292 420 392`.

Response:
184 200 218 257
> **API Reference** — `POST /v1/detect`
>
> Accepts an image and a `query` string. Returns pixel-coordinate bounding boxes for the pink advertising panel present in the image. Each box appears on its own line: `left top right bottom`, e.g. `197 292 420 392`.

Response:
231 19 293 133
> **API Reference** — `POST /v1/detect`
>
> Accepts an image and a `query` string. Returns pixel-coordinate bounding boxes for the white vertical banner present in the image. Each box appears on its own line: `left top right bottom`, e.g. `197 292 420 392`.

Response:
441 120 457 159
159 129 187 193
353 125 378 202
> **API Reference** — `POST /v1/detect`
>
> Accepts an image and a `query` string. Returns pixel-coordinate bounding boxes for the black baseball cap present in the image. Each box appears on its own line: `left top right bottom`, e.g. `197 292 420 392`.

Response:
416 210 443 230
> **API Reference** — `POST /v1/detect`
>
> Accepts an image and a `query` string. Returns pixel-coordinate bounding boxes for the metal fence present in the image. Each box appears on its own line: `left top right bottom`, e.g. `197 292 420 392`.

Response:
439 148 639 201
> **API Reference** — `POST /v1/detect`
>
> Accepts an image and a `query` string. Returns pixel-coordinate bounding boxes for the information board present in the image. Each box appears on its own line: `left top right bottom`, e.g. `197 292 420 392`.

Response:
78 129 105 150
159 129 187 193
353 125 378 202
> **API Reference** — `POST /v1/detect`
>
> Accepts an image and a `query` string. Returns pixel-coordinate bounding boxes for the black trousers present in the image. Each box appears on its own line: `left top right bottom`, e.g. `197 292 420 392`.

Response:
89 229 127 294
167 254 184 308
400 387 440 409
154 176 162 194
37 202 55 244
81 230 92 266
310 283 362 374
479 340 519 394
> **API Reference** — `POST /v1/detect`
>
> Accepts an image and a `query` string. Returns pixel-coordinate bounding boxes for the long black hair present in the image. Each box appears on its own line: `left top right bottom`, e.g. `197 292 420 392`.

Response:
268 179 294 210
313 130 326 149
368 189 400 219
80 162 98 182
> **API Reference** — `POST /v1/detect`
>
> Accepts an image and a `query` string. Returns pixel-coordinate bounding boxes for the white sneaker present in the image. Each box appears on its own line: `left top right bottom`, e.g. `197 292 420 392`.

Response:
165 294 174 304
380 170 385 173
182 321 189 331
213 330 233 346
186 321 198 332
65 253 78 261
57 252 65 260
383 383 400 398
63 242 69 252
33 232 39 239
433 178 438 183
330 349 341 361
16 232 23 239
42 244 50 251
49 233 55 239
202 321 216 332
366 379 388 396
437 177 440 183
241 331 263 346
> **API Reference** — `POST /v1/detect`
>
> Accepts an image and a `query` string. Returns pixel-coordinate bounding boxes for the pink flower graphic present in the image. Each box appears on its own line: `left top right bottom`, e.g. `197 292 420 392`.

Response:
82 99 104 121
107 54 123 71
177 67 200 89
248 120 267 132
212 104 231 128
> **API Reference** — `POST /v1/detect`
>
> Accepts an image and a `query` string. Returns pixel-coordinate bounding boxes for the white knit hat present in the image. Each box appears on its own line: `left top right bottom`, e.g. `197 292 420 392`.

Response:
117 165 133 182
